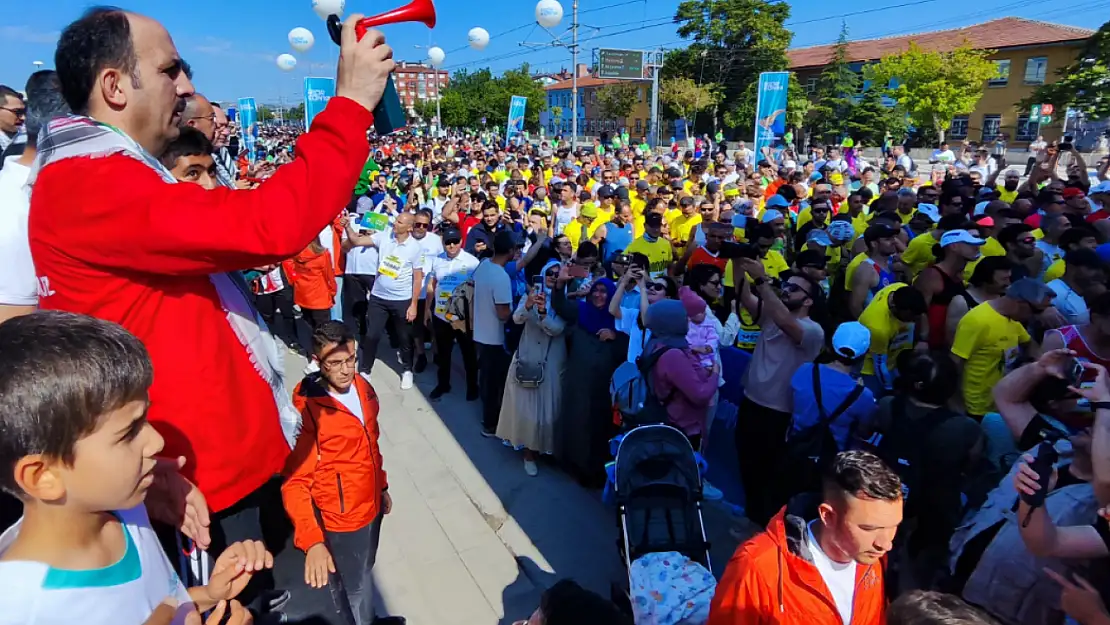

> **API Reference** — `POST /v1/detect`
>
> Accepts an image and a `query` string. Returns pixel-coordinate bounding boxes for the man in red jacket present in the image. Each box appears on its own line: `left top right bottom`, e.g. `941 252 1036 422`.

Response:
28 5 394 601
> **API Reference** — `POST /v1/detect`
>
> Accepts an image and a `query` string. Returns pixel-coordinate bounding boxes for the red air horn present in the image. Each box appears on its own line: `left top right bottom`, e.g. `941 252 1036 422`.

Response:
326 0 437 135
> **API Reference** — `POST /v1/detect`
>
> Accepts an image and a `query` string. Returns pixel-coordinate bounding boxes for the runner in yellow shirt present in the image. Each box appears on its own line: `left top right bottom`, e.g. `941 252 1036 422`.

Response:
857 283 927 395
625 213 675 277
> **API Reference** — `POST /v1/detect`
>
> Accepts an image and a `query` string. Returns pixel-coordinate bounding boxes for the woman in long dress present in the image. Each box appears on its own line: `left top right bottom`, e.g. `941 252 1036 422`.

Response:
497 261 567 476
553 267 623 487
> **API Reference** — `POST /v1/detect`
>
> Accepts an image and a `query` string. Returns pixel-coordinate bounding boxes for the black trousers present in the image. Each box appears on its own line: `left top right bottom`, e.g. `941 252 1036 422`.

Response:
255 286 298 349
364 295 414 375
343 274 376 337
431 316 478 391
325 513 383 625
304 308 332 331
477 342 512 431
735 395 793 527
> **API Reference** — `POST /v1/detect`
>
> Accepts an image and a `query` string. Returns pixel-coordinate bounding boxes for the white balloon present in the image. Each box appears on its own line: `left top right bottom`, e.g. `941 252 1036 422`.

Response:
535 0 564 28
468 27 490 51
427 46 446 68
277 54 298 71
311 0 345 20
289 27 315 53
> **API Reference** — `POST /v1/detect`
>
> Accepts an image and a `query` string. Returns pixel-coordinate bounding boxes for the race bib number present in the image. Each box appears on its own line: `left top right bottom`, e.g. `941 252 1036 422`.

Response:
379 255 404 279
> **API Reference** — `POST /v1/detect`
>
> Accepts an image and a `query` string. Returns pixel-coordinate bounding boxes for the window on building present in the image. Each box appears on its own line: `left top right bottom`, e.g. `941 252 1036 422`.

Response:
806 76 818 94
1024 57 1048 85
635 118 642 132
1015 114 1039 141
638 87 645 102
988 60 1010 87
981 114 1002 142
949 115 969 140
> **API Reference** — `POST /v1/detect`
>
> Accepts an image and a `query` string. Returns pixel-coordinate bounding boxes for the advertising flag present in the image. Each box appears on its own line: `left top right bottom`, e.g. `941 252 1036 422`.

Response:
506 96 528 144
237 97 258 163
303 77 336 131
753 71 789 157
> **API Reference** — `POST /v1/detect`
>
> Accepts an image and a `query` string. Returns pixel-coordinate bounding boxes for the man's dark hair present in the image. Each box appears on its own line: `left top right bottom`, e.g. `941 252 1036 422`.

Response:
895 349 958 405
968 255 1014 288
0 85 22 104
1090 291 1110 320
311 321 355 357
937 214 970 232
492 229 517 256
24 70 71 144
822 450 903 503
0 311 153 497
891 286 927 316
628 251 649 271
888 590 999 625
414 207 434 221
576 241 599 259
1060 224 1098 250
56 6 140 115
159 126 212 170
997 223 1033 249
747 222 774 243
540 579 631 625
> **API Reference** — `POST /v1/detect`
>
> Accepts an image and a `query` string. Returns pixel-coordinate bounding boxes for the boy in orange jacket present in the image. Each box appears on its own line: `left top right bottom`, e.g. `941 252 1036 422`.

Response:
281 321 398 625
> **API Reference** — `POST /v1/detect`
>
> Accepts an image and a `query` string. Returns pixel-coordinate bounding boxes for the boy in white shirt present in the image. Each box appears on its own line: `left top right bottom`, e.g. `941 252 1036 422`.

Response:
0 311 271 625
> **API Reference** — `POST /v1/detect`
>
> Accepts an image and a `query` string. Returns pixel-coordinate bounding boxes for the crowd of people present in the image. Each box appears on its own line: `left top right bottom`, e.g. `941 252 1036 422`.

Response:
4 5 1110 625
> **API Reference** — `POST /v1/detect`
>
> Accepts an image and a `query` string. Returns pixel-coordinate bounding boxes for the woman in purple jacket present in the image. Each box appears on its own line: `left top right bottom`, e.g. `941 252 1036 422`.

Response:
644 300 721 448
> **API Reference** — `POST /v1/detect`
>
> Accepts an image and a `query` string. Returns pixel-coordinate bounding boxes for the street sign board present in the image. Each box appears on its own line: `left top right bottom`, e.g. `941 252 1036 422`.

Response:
1041 115 1053 125
1030 104 1041 122
1041 104 1055 115
598 48 646 79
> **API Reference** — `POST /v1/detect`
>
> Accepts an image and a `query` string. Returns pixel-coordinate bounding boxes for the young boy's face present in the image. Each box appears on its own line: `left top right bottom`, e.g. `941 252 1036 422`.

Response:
316 340 357 393
171 153 218 190
29 399 164 511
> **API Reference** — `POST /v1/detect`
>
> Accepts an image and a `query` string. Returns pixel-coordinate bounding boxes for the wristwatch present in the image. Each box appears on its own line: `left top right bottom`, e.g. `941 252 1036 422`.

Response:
1091 401 1110 412
752 277 768 288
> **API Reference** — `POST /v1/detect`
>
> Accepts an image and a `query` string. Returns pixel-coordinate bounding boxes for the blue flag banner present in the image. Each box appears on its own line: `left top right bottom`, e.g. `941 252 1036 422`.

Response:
237 97 258 163
227 107 237 123
506 95 527 143
753 71 789 158
304 77 335 131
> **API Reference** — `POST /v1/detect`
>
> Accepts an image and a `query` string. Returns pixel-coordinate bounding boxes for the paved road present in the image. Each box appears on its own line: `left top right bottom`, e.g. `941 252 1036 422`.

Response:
279 343 743 625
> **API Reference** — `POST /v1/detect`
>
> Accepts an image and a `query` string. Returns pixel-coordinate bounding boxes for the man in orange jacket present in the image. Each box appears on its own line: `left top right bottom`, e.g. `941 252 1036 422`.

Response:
282 321 398 625
708 451 903 625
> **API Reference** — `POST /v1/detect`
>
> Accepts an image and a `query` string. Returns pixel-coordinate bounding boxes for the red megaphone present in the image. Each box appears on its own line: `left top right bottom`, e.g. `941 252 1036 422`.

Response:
326 0 437 45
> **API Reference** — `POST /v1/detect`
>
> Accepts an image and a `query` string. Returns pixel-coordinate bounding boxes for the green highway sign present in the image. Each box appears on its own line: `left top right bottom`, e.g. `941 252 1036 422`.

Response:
1040 115 1053 125
598 49 646 80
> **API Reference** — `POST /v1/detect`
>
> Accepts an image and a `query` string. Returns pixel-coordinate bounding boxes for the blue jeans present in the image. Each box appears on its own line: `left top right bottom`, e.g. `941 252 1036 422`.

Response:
330 276 345 321
325 511 383 625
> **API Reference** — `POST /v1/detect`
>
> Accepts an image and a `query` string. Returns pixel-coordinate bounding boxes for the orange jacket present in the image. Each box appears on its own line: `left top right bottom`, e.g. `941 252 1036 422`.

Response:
281 374 388 552
330 216 347 276
708 501 887 625
291 246 336 310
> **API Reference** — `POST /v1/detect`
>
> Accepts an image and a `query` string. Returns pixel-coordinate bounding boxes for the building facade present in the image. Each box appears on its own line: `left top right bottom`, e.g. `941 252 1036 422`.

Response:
788 18 1093 146
393 61 449 115
543 76 653 138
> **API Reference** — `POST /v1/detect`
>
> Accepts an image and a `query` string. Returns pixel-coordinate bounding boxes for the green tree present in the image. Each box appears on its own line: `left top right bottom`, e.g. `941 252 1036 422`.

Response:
412 98 438 123
1021 20 1109 120
808 23 861 143
865 42 998 143
660 77 721 128
662 0 792 133
431 64 547 130
595 83 640 123
550 105 563 132
840 89 907 147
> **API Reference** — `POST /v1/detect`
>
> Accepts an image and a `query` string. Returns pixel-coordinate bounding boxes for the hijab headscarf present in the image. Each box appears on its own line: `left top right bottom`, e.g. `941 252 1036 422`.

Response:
535 260 561 318
577 278 617 334
644 300 690 353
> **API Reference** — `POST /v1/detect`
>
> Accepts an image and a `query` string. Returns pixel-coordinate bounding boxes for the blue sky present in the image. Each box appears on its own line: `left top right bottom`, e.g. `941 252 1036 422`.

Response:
1 0 1105 105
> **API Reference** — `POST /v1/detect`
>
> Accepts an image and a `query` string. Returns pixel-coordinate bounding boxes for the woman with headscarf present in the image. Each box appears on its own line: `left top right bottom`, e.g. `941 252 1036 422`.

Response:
553 268 624 487
643 300 720 448
497 261 567 477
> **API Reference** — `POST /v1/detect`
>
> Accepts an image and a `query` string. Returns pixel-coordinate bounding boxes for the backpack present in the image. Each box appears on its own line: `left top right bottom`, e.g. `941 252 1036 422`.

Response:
870 395 954 515
445 278 475 333
779 365 865 495
610 346 675 428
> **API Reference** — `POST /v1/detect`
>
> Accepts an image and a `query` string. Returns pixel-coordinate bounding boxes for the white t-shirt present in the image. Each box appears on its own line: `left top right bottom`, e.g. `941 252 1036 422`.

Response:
806 520 857 625
414 233 444 276
0 161 37 306
329 384 365 424
428 250 480 321
1049 279 1090 325
471 258 512 346
615 311 652 363
370 232 425 301
553 203 577 235
0 505 194 625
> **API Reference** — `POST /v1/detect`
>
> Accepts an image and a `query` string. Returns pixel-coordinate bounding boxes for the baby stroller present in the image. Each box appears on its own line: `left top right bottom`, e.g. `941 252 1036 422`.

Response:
613 424 712 574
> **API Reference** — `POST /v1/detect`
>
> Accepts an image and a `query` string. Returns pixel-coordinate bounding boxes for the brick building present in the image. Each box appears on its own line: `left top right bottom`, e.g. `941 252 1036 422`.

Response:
394 61 449 115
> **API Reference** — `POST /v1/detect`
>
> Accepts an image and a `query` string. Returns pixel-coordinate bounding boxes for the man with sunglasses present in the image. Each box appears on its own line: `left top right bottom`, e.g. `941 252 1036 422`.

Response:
425 227 480 400
952 278 1054 419
0 86 25 155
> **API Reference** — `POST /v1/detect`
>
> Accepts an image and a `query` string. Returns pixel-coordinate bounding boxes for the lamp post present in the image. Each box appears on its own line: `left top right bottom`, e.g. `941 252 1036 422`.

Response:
416 44 446 136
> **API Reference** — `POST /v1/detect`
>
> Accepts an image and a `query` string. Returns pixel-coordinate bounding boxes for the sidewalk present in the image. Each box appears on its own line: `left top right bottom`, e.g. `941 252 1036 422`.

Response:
281 348 629 625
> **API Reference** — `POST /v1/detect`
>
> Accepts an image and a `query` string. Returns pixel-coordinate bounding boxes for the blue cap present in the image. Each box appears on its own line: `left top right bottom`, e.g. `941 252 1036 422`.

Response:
765 195 790 209
806 229 833 247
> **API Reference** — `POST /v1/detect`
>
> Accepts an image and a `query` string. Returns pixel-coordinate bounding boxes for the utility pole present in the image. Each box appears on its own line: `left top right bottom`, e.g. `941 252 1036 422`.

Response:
571 0 578 151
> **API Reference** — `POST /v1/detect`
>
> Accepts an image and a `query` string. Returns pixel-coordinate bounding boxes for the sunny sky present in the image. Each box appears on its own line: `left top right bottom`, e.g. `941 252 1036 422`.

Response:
1 0 1105 105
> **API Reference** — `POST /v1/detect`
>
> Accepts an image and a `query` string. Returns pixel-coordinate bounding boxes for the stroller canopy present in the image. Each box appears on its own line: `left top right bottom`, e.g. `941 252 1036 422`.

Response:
614 425 702 502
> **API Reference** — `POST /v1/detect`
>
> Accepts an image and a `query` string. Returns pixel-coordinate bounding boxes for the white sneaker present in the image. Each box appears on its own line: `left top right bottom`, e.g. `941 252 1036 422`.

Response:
524 459 539 477
702 480 724 501
400 371 414 390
